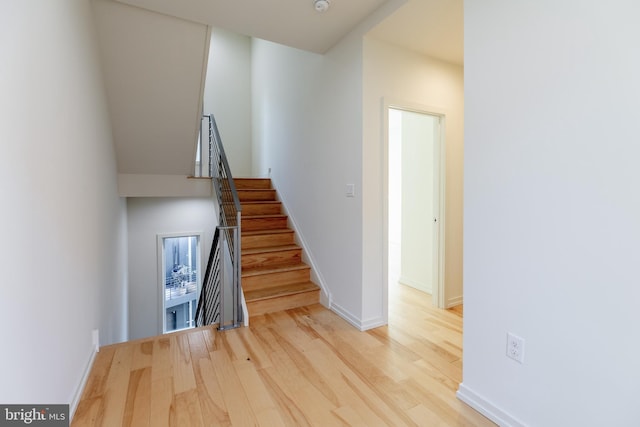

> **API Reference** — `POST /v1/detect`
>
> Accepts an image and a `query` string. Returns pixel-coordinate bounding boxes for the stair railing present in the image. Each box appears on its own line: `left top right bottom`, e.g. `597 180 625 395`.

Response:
195 228 221 327
195 114 243 330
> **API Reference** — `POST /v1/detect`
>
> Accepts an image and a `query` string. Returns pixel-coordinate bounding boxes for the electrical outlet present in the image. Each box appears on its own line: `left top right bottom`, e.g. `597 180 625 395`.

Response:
506 333 524 363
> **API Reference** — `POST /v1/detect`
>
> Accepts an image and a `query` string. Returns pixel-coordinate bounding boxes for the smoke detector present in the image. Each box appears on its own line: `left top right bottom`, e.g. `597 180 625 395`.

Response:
314 0 330 12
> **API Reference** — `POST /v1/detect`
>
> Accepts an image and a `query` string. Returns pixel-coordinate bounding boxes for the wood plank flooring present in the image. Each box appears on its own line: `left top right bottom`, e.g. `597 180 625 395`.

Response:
72 285 495 426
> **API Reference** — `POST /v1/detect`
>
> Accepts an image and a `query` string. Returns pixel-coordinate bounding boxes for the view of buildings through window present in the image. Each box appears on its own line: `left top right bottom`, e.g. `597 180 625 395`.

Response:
161 235 200 333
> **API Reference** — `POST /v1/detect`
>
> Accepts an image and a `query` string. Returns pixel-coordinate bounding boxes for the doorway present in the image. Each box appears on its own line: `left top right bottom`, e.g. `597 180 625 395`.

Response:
387 107 444 308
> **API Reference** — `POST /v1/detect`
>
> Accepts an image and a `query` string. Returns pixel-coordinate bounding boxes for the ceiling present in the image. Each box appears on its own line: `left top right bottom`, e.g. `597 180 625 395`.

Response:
115 0 463 64
99 0 463 177
367 0 463 65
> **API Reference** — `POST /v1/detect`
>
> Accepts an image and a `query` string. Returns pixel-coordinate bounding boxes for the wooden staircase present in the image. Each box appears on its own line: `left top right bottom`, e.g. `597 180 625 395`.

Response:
236 178 320 317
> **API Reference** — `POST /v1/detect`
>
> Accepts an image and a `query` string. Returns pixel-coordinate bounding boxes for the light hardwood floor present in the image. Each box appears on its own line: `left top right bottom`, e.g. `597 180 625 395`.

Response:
72 285 495 426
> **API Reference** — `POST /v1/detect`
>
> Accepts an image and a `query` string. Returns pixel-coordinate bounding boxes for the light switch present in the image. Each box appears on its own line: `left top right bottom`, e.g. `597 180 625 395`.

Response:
346 184 355 197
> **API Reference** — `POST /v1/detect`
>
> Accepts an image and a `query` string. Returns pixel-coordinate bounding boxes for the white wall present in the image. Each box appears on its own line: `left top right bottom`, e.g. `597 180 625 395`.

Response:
251 36 364 325
462 1 640 425
0 0 127 407
250 1 413 329
127 197 215 340
118 174 212 197
204 27 253 177
363 37 465 312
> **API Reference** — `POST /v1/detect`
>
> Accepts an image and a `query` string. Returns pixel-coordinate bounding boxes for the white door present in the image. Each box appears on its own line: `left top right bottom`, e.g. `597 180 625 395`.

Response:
388 107 443 306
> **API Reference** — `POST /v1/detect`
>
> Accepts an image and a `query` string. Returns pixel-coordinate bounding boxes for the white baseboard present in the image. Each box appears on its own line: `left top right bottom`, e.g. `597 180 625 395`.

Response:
330 301 362 330
330 301 386 331
446 295 463 308
359 316 386 331
319 290 331 308
398 276 432 294
69 346 98 422
241 292 249 327
457 383 527 427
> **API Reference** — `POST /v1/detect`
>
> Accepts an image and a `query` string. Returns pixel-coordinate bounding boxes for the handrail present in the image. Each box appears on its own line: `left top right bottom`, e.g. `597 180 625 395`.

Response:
195 114 243 330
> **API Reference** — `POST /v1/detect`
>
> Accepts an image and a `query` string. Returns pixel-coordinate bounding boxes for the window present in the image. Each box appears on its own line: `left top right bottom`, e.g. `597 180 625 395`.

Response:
158 234 202 333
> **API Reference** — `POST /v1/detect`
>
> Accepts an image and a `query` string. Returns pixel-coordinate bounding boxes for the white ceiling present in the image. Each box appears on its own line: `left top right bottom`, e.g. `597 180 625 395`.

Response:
99 0 463 176
116 0 387 54
367 0 463 65
115 0 463 64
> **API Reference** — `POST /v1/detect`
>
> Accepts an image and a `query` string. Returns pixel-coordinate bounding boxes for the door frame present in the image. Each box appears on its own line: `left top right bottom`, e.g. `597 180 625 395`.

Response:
382 99 447 310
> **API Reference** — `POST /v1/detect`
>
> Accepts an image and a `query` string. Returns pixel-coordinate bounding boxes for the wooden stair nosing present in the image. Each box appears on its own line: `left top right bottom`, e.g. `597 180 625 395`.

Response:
242 228 293 237
237 189 277 199
245 284 320 316
241 262 310 277
242 214 287 220
240 201 281 206
241 264 311 290
241 245 302 270
242 231 296 250
234 178 272 189
241 215 289 231
244 281 320 302
240 201 282 216
242 244 300 256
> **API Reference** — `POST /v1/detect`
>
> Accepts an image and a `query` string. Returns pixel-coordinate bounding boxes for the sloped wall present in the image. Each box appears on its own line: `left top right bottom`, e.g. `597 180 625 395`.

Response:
93 0 209 176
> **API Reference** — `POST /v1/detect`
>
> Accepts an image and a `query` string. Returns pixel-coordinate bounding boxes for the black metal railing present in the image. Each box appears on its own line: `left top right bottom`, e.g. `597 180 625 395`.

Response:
194 114 243 330
194 228 221 327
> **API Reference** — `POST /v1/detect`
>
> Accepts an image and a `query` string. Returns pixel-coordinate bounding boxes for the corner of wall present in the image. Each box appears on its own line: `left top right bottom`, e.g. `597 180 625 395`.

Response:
69 346 98 422
446 295 463 308
330 301 385 331
457 383 527 427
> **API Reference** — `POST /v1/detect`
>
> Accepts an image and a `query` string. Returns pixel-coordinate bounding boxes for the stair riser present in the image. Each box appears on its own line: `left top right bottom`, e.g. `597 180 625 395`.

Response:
235 178 272 190
242 232 295 249
242 249 302 270
247 290 320 317
242 268 311 291
238 190 276 202
242 217 288 231
241 203 282 216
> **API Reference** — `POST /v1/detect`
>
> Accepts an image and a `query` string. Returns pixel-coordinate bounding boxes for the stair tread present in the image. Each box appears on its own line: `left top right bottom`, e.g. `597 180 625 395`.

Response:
242 214 287 219
242 228 292 236
240 201 281 205
243 244 300 255
233 179 319 314
242 263 310 277
235 178 272 189
244 281 319 302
